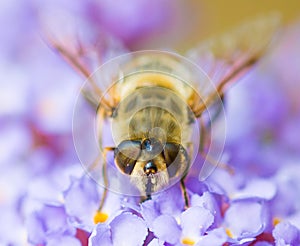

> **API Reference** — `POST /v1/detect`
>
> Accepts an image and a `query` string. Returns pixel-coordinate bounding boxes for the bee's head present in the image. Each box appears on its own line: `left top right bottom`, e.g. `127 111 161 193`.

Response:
114 138 162 175
114 138 189 194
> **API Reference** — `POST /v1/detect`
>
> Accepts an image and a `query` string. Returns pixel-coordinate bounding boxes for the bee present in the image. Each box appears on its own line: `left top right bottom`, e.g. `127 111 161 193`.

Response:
47 13 280 210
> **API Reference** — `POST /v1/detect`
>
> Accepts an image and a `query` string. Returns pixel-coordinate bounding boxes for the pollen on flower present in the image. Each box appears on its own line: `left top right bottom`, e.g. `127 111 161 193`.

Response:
94 211 109 224
273 217 281 226
181 237 195 245
225 228 234 238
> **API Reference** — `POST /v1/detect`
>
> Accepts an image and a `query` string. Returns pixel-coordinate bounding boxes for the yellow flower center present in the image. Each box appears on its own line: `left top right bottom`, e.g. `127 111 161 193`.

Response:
225 228 234 238
273 217 281 226
94 211 109 224
181 237 195 245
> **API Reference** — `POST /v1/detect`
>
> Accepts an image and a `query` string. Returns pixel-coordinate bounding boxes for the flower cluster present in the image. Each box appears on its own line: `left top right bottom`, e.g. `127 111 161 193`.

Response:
23 163 300 245
1 1 300 246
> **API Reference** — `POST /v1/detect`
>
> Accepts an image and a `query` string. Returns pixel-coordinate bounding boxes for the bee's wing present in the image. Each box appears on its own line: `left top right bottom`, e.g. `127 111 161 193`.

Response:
187 13 281 117
186 13 281 181
42 14 127 111
46 30 125 79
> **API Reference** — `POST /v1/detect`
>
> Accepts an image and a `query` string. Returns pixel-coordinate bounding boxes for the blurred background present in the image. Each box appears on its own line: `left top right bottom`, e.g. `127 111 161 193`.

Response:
0 0 300 244
134 0 300 51
175 0 300 51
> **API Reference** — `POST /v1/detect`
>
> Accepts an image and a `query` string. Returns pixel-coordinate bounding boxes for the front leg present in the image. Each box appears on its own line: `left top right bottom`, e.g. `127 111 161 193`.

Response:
180 178 189 209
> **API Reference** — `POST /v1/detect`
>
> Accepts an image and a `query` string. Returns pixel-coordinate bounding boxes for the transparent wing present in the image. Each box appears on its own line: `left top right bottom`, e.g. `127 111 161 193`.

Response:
45 29 125 80
186 13 281 180
40 10 127 110
187 13 281 116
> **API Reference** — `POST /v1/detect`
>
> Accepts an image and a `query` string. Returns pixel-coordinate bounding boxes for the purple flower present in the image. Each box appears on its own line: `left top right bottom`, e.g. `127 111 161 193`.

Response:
272 221 300 246
152 214 181 244
223 198 270 241
180 206 215 243
154 184 185 217
64 176 101 231
190 192 222 227
140 199 161 230
26 204 77 245
141 184 224 245
140 184 185 230
0 203 28 245
89 212 148 246
207 168 277 202
196 228 228 246
46 235 82 246
285 212 300 232
144 201 225 245
269 163 300 220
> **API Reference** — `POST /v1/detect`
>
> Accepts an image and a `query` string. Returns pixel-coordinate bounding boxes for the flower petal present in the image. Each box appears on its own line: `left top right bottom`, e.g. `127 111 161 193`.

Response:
273 221 300 245
64 176 100 230
46 235 81 246
155 184 185 217
191 192 221 226
148 238 164 246
140 199 160 229
196 228 228 246
26 205 74 245
89 223 113 246
181 206 214 239
26 211 46 245
110 212 148 246
233 178 277 200
224 198 269 240
152 214 181 244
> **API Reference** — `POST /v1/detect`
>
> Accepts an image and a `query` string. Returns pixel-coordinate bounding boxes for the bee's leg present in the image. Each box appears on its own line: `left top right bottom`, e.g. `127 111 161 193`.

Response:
94 108 116 210
98 147 115 211
96 106 106 151
180 178 189 209
192 90 225 119
199 117 206 153
207 94 225 128
145 178 152 200
140 195 151 204
179 142 194 209
94 147 115 224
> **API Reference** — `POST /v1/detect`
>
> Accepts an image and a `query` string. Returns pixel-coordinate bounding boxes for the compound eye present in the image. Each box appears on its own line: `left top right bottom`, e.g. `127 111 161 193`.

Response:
164 143 188 178
114 140 141 175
